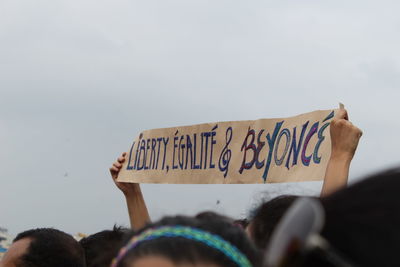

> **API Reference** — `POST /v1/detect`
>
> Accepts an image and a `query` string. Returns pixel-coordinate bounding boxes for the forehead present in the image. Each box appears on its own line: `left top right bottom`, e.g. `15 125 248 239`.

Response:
0 238 31 267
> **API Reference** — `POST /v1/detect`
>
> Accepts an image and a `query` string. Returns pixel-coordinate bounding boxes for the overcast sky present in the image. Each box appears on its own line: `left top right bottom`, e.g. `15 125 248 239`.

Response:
1 0 400 236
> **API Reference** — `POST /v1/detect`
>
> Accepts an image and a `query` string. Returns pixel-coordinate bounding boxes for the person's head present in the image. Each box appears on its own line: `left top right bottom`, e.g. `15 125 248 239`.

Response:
0 228 85 267
315 167 400 267
247 195 299 249
264 167 400 267
112 215 262 267
79 225 128 267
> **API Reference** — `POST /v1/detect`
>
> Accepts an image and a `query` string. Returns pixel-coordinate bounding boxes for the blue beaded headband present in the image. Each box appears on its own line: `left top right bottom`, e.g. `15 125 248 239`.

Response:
111 225 253 267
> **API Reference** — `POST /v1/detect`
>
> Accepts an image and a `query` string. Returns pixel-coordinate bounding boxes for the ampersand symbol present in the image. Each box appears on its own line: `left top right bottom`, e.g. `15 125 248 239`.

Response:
219 127 233 178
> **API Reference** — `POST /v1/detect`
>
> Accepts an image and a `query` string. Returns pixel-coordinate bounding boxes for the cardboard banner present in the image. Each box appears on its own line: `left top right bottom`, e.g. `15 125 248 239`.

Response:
118 109 337 184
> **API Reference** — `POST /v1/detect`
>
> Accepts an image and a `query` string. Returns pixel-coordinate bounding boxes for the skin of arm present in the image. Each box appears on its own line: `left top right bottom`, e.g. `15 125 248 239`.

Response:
110 152 151 230
321 109 362 197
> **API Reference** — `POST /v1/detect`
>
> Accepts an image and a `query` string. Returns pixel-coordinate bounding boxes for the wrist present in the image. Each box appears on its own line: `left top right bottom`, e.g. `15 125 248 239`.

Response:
123 184 142 198
329 151 353 164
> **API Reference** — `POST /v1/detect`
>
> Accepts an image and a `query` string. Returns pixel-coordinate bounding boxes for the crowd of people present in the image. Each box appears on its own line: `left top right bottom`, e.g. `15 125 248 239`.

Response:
2 109 399 267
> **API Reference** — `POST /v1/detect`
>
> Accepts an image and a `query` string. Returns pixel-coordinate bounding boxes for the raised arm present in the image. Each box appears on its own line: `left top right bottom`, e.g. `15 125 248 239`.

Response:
321 109 362 197
110 152 151 230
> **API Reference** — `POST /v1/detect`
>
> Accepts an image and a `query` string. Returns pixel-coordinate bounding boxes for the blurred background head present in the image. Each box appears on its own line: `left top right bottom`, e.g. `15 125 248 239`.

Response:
0 228 85 267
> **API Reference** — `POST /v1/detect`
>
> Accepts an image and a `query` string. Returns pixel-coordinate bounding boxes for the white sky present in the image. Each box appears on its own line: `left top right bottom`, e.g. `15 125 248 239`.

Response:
1 0 400 236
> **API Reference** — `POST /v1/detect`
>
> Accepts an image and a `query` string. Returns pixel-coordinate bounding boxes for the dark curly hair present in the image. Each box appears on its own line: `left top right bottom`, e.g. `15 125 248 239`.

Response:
248 195 299 249
13 228 85 267
79 225 128 267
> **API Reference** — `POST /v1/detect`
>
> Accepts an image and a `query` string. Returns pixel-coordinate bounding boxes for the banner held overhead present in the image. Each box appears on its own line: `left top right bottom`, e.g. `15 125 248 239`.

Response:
118 108 337 184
